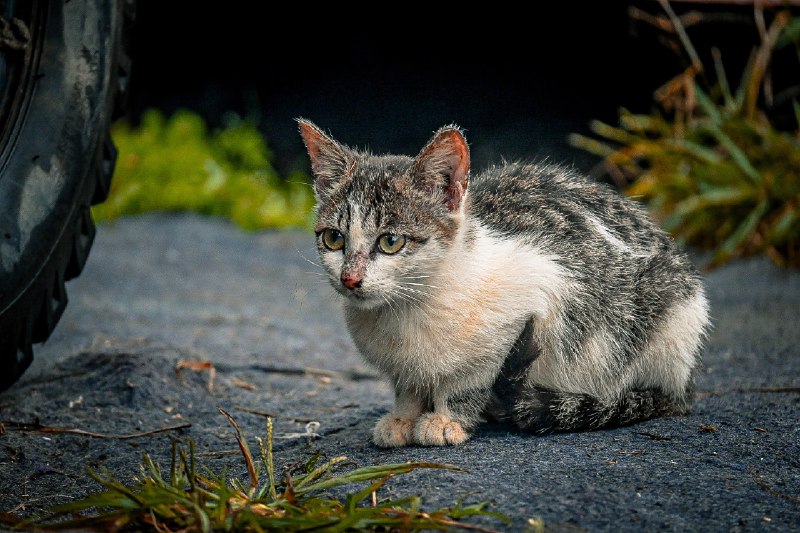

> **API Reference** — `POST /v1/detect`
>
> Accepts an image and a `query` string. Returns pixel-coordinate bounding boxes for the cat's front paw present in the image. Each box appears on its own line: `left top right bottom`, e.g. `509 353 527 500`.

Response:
413 413 470 446
373 414 415 447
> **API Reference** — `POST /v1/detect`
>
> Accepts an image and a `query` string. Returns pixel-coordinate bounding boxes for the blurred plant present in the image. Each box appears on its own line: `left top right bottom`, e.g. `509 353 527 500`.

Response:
9 409 508 532
570 0 800 268
94 109 315 231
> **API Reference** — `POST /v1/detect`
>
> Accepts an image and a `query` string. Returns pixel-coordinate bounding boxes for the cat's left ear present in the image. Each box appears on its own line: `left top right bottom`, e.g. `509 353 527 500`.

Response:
413 125 470 212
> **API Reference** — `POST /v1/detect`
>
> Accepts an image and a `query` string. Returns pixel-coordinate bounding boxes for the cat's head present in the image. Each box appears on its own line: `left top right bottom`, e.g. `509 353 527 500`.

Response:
298 119 470 309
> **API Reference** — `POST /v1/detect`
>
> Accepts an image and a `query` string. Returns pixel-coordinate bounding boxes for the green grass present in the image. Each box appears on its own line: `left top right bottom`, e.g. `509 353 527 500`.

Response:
94 109 315 231
570 5 800 268
7 409 509 532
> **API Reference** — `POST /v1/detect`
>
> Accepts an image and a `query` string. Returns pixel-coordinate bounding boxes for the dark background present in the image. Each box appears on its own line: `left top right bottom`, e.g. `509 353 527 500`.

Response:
123 2 771 178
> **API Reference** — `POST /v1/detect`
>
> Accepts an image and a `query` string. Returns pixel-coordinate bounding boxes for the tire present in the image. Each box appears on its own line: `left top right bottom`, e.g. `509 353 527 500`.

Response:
0 0 134 391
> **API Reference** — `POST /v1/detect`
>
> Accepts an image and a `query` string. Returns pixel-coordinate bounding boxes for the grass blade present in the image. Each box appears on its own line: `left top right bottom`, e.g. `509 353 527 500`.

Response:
219 407 259 489
712 199 770 265
694 84 722 124
567 132 617 157
776 14 800 49
663 186 756 231
294 462 462 497
665 138 723 164
768 204 799 240
293 455 349 489
703 124 762 184
711 47 734 110
588 119 642 145
255 421 278 500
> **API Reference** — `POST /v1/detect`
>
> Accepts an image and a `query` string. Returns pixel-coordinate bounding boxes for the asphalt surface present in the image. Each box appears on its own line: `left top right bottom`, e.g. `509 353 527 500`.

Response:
0 211 798 532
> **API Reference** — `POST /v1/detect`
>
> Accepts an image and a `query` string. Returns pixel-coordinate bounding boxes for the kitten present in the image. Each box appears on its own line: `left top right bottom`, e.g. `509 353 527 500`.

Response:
298 119 710 447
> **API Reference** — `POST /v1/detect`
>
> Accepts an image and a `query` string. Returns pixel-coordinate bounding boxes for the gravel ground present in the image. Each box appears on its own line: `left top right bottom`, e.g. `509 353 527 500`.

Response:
1 211 798 532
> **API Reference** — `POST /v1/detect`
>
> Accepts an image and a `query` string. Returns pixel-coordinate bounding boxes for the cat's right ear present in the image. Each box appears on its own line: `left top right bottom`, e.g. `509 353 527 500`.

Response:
297 118 352 194
413 125 470 212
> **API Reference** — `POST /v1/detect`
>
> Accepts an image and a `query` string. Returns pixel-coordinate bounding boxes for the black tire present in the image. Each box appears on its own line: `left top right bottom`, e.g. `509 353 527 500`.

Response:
0 0 134 391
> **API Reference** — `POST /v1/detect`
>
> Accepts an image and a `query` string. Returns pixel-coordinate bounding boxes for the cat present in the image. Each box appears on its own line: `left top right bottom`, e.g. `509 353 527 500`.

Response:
298 118 710 447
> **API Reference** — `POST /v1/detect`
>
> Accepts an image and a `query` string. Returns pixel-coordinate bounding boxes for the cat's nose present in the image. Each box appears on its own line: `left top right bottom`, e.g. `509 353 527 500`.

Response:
341 272 363 290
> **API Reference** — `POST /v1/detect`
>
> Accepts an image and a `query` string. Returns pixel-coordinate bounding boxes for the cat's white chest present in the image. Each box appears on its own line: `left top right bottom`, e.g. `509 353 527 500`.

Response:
345 224 569 391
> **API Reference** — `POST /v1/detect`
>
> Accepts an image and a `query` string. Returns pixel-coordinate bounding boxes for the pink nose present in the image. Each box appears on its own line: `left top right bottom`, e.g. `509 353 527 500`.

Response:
341 272 362 290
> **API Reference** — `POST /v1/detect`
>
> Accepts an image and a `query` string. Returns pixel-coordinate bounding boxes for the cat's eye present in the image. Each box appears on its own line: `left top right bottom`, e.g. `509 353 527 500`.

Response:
377 234 406 254
321 228 345 251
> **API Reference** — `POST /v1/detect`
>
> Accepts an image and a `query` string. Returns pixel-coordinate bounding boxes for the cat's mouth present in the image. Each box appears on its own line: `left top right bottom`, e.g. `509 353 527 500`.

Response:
338 286 382 309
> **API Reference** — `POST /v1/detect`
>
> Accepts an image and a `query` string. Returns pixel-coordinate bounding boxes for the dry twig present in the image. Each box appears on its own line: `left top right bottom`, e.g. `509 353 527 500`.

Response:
175 359 216 392
0 420 191 439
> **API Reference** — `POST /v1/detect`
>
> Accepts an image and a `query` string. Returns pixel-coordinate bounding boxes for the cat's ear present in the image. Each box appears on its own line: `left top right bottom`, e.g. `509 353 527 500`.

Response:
297 118 352 193
413 125 470 212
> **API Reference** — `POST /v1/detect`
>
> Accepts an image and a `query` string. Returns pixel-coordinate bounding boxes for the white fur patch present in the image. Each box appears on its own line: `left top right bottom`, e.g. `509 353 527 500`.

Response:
348 204 363 244
632 289 710 397
586 214 629 252
528 328 626 401
345 220 570 398
527 287 709 402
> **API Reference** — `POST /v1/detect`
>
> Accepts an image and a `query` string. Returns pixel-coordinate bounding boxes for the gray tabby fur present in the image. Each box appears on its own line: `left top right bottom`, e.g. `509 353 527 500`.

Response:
298 119 710 447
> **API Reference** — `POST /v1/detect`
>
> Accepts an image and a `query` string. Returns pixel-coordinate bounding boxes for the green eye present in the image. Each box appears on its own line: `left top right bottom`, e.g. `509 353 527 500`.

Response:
377 234 406 254
321 228 345 251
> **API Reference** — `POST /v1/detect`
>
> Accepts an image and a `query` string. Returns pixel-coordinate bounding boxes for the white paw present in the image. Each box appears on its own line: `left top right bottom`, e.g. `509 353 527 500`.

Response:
413 413 470 446
373 414 415 447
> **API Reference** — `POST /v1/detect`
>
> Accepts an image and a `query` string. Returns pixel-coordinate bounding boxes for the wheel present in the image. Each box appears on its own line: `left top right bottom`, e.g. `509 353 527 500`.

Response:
0 0 134 391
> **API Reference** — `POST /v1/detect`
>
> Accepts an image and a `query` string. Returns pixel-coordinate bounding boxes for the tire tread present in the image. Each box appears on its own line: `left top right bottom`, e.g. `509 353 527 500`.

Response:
0 0 135 391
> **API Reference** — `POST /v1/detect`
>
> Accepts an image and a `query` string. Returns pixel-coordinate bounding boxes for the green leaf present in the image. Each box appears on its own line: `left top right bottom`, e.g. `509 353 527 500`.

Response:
293 455 349 489
589 119 643 145
775 15 800 49
345 478 388 514
567 133 617 157
664 186 758 230
450 500 512 523
768 207 799 240
665 138 723 164
732 53 754 112
694 84 722 124
703 124 762 184
711 47 734 110
618 111 668 135
294 462 461 497
714 199 770 263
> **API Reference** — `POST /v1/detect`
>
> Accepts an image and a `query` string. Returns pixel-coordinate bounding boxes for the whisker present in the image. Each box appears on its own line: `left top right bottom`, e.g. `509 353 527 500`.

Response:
383 294 401 322
394 291 422 305
389 287 432 315
395 285 433 299
294 247 325 271
400 281 440 289
286 179 315 187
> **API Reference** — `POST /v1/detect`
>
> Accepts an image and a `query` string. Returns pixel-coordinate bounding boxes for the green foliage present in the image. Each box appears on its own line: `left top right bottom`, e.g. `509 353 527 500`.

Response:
570 6 800 268
94 109 315 231
10 409 509 532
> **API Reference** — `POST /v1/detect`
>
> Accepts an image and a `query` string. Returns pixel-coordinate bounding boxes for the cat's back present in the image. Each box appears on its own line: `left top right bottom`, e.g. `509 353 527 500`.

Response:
469 160 675 259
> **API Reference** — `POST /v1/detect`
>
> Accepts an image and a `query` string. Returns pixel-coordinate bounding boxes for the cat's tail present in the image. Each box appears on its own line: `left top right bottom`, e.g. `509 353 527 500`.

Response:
510 386 691 434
